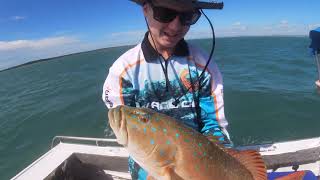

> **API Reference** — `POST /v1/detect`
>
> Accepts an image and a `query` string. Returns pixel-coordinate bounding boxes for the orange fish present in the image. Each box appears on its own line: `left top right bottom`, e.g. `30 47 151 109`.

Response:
108 105 267 180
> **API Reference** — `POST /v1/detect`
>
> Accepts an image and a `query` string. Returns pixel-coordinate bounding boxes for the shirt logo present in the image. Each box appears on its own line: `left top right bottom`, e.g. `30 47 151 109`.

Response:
136 99 195 111
104 87 113 108
180 69 199 92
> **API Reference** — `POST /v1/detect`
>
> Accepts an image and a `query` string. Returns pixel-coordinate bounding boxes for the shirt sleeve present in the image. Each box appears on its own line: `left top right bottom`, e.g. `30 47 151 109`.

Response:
102 59 137 109
198 61 231 145
190 44 231 145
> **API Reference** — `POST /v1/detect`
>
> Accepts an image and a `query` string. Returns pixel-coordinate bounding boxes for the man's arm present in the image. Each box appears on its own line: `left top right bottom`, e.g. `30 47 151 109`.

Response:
198 61 232 146
102 61 136 109
102 59 146 178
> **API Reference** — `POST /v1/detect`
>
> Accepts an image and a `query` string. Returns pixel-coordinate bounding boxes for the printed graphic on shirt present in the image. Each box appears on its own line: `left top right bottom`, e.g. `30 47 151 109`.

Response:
120 67 216 131
180 68 200 93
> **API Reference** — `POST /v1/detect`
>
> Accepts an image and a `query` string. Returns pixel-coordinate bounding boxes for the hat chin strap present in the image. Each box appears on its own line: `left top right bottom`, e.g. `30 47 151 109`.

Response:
144 17 160 55
197 9 216 83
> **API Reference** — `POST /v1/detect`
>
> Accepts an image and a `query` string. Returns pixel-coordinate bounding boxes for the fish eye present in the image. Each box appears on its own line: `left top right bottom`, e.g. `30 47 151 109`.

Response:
132 110 151 123
140 116 149 123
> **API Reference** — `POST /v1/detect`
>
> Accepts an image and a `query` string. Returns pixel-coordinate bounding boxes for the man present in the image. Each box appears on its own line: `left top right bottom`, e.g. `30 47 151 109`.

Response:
102 0 231 179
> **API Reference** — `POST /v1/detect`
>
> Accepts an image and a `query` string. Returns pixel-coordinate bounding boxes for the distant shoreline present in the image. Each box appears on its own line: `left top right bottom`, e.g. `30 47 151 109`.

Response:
0 35 307 73
0 45 133 73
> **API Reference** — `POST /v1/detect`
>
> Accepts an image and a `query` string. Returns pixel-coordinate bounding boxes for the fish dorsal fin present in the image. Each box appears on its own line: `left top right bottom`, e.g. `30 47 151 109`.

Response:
226 149 267 180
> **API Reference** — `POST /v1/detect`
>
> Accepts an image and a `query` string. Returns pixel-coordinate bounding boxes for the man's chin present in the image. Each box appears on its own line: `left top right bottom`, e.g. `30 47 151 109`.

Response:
160 39 179 49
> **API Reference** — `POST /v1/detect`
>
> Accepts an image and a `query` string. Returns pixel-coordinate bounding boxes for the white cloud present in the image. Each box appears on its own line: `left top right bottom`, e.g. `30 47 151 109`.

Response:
232 22 241 26
263 26 273 31
308 24 320 30
10 16 26 21
278 20 289 29
186 28 212 39
105 30 145 46
0 33 149 70
231 21 247 31
0 36 96 70
0 16 26 23
1 21 313 71
110 30 145 37
0 36 79 51
213 20 311 37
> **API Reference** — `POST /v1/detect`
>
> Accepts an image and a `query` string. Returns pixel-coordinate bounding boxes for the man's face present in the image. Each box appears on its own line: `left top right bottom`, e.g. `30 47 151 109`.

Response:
143 3 191 50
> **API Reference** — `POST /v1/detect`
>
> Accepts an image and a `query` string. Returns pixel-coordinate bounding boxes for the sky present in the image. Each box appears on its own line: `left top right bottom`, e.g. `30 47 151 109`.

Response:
0 0 319 70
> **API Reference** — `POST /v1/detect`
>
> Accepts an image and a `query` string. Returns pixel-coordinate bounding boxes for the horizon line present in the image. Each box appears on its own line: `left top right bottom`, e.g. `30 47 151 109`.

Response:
0 34 309 73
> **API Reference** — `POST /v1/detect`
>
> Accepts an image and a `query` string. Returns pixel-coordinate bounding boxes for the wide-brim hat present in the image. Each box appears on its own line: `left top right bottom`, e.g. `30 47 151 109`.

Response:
130 0 224 10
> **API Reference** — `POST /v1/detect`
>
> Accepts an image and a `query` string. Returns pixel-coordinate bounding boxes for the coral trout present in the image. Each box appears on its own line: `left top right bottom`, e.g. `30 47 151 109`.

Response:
108 105 267 180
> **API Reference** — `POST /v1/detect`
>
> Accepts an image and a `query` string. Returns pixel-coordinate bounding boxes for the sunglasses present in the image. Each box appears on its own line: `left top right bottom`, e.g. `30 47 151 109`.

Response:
149 3 201 26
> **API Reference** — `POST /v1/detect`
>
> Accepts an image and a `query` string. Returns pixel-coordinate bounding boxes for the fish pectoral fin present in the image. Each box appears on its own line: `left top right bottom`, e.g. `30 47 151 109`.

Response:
228 149 267 180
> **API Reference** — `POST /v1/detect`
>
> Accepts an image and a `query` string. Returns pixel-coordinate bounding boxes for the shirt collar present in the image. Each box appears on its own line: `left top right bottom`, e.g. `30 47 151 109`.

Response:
141 32 189 62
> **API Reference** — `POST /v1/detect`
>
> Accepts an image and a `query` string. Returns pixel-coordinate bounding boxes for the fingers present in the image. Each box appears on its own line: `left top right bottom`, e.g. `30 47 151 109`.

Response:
114 106 121 130
108 108 114 128
108 105 124 131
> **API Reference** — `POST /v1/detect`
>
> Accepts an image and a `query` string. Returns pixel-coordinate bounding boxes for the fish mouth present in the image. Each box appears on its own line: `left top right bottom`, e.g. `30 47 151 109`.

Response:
108 105 128 146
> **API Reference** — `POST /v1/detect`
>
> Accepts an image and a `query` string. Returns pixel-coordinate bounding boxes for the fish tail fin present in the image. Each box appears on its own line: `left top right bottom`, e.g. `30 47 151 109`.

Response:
228 149 267 180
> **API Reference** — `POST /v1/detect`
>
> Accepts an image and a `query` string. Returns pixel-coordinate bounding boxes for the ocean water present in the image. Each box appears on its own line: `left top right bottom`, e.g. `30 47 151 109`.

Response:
1 37 320 179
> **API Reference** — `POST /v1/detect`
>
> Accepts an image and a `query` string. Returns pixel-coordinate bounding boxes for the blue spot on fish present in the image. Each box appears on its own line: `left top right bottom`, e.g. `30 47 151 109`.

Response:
166 140 171 145
195 165 200 171
150 139 154 145
143 127 147 134
163 128 167 133
172 150 176 156
151 127 157 132
131 125 138 129
165 160 172 164
135 111 144 115
159 149 165 156
193 152 197 157
175 133 180 138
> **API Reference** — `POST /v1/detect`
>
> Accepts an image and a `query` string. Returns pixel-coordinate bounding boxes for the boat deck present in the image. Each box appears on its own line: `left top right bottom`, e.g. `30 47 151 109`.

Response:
11 136 320 180
12 137 131 180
